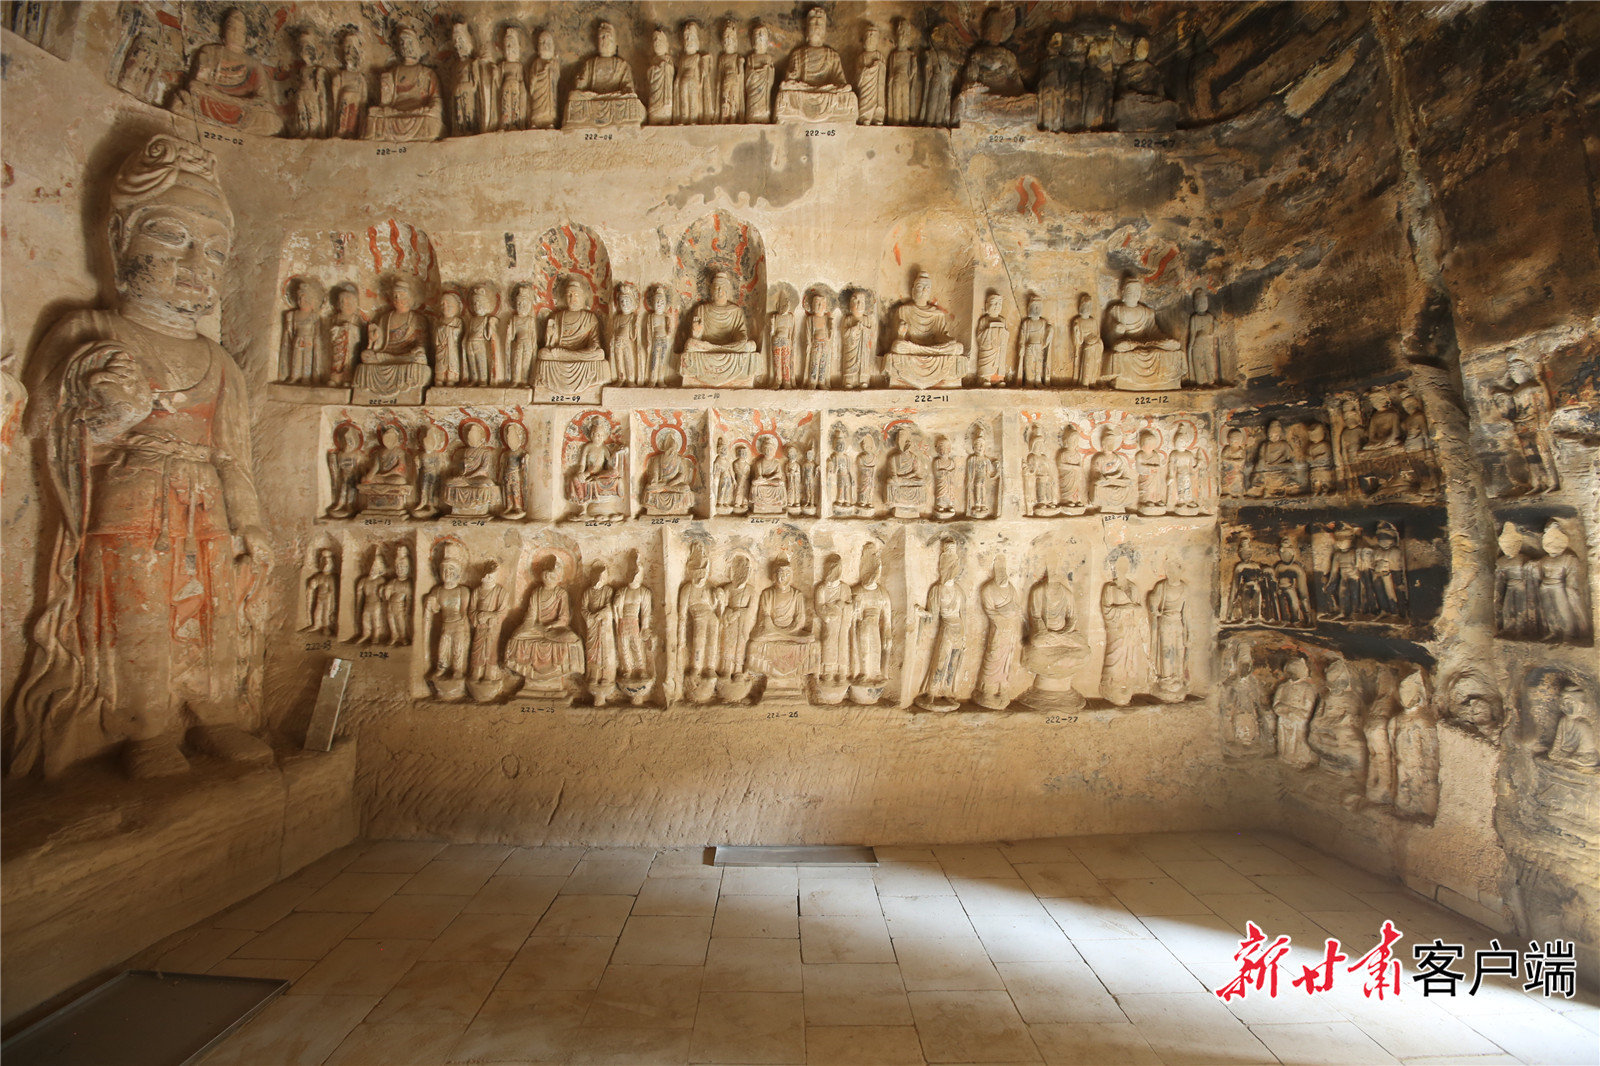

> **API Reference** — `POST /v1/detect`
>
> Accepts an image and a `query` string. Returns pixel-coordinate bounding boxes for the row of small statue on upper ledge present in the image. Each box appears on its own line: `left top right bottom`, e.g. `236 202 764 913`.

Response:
163 7 1184 140
280 271 1226 401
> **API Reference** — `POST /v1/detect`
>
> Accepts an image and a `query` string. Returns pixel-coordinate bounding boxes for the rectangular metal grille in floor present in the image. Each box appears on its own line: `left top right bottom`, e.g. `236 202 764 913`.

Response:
713 844 878 866
2 971 287 1066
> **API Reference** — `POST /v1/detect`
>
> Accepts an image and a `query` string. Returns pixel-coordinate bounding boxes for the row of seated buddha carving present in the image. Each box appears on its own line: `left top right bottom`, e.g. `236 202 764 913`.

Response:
300 543 416 647
281 269 1225 397
422 543 657 705
1495 520 1591 645
178 8 1191 140
1223 522 1410 631
1022 420 1211 517
1218 389 1435 501
325 417 528 521
825 423 1000 521
709 435 820 518
1220 643 1440 819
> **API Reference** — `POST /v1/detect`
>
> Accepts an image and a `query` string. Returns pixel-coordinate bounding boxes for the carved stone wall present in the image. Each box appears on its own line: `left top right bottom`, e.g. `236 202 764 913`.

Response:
2 0 1597 982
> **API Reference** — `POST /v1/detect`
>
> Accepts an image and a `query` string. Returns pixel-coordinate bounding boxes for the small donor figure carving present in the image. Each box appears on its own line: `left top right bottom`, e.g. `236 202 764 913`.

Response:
304 548 339 635
537 279 609 397
1104 278 1183 390
965 423 1000 519
1274 658 1320 770
384 547 414 645
355 552 390 645
1099 555 1149 706
467 562 511 702
680 271 760 388
776 7 859 124
886 272 966 389
1495 523 1538 639
916 542 967 711
423 542 473 701
505 559 585 698
172 8 283 137
364 24 444 142
1537 521 1591 644
975 556 1024 710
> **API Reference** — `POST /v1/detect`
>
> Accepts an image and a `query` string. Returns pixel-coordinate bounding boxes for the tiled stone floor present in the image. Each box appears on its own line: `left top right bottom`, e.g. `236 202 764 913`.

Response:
135 831 1596 1065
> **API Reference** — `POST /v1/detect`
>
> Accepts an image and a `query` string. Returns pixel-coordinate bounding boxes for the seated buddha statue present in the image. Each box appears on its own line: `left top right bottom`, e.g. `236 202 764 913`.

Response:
565 20 645 128
363 25 445 142
505 564 585 697
885 272 966 388
171 9 283 137
354 277 432 404
885 426 928 517
443 420 501 517
1086 425 1134 513
1246 420 1308 497
775 7 859 123
359 424 414 514
536 279 611 398
747 559 817 694
641 428 695 515
678 271 760 387
568 415 626 521
1021 567 1089 708
747 435 788 515
1104 277 1184 390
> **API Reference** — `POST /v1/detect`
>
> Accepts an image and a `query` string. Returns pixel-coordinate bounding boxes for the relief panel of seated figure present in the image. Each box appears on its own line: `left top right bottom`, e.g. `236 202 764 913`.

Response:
641 426 696 516
505 560 585 699
565 20 646 129
747 435 788 516
678 271 761 387
775 7 859 123
748 557 818 697
171 9 283 136
353 275 432 404
363 24 444 142
885 272 966 389
443 420 502 517
536 278 611 401
1103 278 1183 391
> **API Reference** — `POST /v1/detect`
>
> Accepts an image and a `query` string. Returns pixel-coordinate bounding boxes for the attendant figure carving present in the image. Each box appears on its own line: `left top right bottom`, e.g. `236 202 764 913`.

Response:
1273 658 1320 770
887 19 922 126
974 292 1009 386
355 553 390 645
1099 556 1149 706
965 423 1000 518
916 543 967 711
423 543 473 699
500 421 529 520
975 557 1023 710
583 564 619 705
327 286 363 386
528 30 560 130
746 23 776 123
432 291 464 387
279 277 325 384
305 549 339 635
293 30 331 139
850 546 893 704
384 548 414 645
331 33 367 138
506 285 538 385
464 284 503 386
411 423 449 519
857 25 887 126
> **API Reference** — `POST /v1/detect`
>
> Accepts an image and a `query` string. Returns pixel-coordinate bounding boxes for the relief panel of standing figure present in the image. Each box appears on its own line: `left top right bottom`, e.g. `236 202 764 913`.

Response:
914 541 967 712
974 556 1023 710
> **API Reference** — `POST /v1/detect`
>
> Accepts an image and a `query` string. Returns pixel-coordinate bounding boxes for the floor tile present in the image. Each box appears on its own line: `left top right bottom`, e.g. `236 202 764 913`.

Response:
448 988 590 1063
583 963 703 1028
803 962 913 1025
367 957 504 1027
1457 1008 1599 1064
423 911 538 962
1027 1022 1161 1065
325 1021 465 1066
1247 1020 1400 1064
705 937 804 992
873 846 939 862
1041 897 1153 941
1203 842 1308 877
893 937 1005 991
1103 876 1212 917
1130 834 1219 863
714 894 801 939
1074 939 1203 995
400 859 501 897
349 893 466 940
435 842 515 864
583 846 659 862
234 911 365 960
347 840 447 874
533 894 637 937
647 846 720 878
571 1025 693 1064
875 861 956 898
934 846 1018 879
721 866 802 895
292 937 430 996
690 991 806 1064
213 880 322 931
150 926 255 972
497 935 616 992
951 878 1048 917
1338 1003 1506 1060
1114 992 1276 1064
907 990 1041 1064
966 915 1073 963
498 845 587 878
463 873 567 916
207 956 317 982
1067 841 1164 880
562 859 652 896
884 896 978 941
296 871 410 913
996 959 1125 1025
800 914 896 963
1150 860 1260 897
201 993 380 1066
800 877 884 917
805 1024 925 1064
1012 862 1105 900
1137 914 1259 970
997 841 1083 864
611 914 712 966
633 875 721 916
1249 873 1369 913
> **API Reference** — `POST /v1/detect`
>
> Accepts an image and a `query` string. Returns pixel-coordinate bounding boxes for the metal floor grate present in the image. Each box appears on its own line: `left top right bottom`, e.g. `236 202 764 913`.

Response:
713 844 878 866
